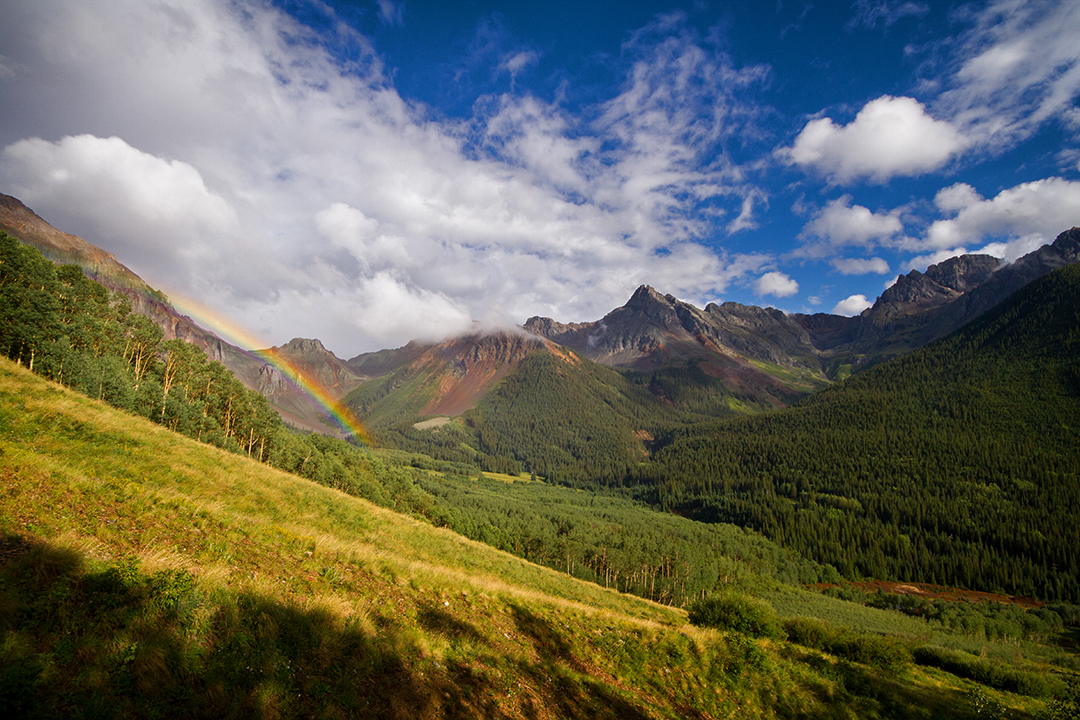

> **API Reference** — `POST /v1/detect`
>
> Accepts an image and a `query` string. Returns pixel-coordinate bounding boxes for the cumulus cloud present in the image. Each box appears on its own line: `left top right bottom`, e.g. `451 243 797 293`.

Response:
925 177 1080 249
933 182 983 214
0 0 771 355
755 271 799 297
780 95 968 183
831 257 890 275
833 294 873 315
797 195 905 257
0 134 241 288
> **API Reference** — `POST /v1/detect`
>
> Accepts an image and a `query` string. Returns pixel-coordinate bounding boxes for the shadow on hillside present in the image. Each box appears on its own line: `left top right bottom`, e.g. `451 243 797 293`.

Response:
778 646 1041 720
0 534 670 719
507 603 657 720
0 534 1042 719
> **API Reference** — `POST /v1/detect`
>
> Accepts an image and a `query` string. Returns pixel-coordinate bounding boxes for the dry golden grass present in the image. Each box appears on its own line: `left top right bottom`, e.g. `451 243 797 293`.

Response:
0 358 1057 719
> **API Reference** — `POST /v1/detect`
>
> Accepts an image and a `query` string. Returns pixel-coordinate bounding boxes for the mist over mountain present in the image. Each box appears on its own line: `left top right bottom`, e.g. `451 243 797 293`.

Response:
526 226 1080 379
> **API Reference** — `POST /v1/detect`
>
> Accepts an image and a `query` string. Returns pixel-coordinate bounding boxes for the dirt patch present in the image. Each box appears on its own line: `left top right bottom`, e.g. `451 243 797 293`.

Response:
414 417 452 430
813 580 1043 608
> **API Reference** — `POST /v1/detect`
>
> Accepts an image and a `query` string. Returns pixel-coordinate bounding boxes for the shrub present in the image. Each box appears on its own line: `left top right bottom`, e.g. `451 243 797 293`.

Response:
782 616 837 650
835 633 912 673
913 645 1064 697
783 616 911 672
687 594 783 639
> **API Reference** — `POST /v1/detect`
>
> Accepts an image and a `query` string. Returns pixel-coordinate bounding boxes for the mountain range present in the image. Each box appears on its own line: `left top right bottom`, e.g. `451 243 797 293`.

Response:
2 191 1077 439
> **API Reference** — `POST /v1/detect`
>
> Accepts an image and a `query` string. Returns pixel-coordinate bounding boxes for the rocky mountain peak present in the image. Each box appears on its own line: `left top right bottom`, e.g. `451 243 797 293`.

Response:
924 254 1000 292
876 254 999 311
278 337 329 354
626 284 672 309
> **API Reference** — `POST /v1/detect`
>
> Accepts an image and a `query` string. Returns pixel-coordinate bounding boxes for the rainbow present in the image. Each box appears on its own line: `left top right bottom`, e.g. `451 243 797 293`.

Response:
162 290 371 446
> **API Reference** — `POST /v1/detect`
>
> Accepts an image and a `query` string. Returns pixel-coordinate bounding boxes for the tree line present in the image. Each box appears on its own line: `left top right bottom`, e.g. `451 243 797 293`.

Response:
0 232 281 457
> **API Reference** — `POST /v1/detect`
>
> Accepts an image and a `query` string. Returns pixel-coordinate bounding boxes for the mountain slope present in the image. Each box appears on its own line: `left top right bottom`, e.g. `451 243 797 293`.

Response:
796 227 1080 367
0 193 358 435
344 332 569 425
629 262 1080 601
342 330 703 478
1 356 1027 720
524 285 828 409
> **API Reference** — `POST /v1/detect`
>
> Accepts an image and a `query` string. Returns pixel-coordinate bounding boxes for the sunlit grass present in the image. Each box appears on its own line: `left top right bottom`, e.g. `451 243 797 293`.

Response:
0 358 1063 719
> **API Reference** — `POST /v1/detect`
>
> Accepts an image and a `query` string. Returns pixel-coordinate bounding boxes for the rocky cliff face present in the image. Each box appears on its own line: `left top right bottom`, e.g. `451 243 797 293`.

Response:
264 337 365 400
799 227 1080 359
525 284 821 374
924 227 1080 338
528 227 1080 386
346 331 567 420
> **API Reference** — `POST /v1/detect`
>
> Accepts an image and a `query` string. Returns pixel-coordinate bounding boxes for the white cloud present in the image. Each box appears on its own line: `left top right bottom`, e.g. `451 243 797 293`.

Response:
727 189 768 234
797 195 904 256
847 0 928 30
975 234 1049 264
377 0 404 26
833 294 873 315
831 257 890 275
0 134 241 287
755 271 799 297
933 182 983 214
780 95 968 183
590 14 771 240
925 177 1080 249
0 0 773 356
935 0 1080 150
500 50 538 77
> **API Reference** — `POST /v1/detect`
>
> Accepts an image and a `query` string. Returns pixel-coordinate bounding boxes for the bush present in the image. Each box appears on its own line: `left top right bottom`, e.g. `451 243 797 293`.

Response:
913 645 1064 697
783 616 911 672
835 634 912 673
687 594 783 639
782 616 837 650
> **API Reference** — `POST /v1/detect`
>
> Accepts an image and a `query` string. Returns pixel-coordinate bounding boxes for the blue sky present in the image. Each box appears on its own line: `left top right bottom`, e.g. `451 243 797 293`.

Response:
0 0 1078 356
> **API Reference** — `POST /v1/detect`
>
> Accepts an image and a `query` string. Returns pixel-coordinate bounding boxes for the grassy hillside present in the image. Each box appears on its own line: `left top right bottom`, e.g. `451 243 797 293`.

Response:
3 358 1073 719
349 348 698 480
625 263 1080 602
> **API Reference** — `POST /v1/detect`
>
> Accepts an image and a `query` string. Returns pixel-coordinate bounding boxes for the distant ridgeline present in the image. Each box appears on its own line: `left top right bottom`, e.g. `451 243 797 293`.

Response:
620 263 1080 602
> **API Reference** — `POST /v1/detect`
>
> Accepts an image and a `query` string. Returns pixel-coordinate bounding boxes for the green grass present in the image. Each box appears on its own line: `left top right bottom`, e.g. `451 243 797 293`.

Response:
747 358 830 392
0 358 1068 719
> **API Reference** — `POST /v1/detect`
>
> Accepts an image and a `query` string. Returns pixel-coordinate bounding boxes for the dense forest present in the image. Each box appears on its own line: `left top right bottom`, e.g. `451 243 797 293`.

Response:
345 260 1080 603
615 264 1080 602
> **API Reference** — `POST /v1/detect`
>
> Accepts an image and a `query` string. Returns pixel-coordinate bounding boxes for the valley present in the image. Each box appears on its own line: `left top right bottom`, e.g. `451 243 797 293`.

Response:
0 202 1078 717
